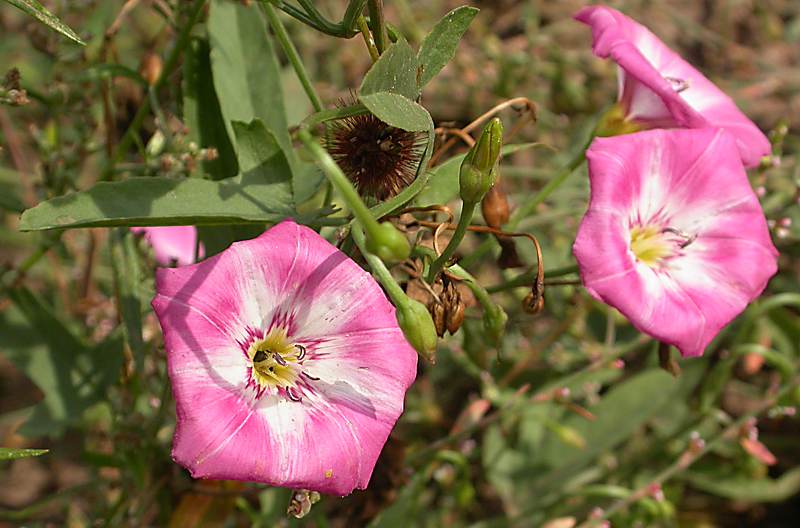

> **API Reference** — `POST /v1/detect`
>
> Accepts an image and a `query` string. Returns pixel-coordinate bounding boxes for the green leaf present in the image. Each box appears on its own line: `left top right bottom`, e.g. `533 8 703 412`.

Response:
183 39 239 180
416 143 548 206
417 6 479 88
0 448 48 461
196 224 266 257
685 467 800 503
360 39 419 100
0 288 123 437
359 92 431 132
4 0 85 45
358 39 431 132
208 0 299 190
367 470 428 528
110 229 147 371
19 121 294 230
538 367 701 469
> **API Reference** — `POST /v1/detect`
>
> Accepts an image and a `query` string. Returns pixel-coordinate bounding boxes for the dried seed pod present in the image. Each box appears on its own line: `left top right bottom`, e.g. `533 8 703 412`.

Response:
481 185 510 228
446 299 465 335
522 290 545 314
431 301 447 338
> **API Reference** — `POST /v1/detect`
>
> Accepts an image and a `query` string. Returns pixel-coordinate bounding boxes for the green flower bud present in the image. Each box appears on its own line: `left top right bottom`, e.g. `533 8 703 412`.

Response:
594 102 643 137
460 118 503 204
396 298 438 362
365 221 411 264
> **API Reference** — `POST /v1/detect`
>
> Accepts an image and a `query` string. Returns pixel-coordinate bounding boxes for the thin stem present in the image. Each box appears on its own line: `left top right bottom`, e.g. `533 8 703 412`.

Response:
261 1 323 112
271 1 318 29
367 0 388 54
296 0 341 34
342 0 368 33
510 146 587 224
357 15 380 61
427 201 477 282
487 264 579 293
297 129 381 240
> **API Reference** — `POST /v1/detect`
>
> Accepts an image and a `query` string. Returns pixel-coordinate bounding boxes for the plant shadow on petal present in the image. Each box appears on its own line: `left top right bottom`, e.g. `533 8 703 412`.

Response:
159 240 381 425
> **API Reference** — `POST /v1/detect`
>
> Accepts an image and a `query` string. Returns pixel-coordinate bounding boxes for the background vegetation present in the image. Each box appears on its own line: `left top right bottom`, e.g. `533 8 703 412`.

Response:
1 0 799 526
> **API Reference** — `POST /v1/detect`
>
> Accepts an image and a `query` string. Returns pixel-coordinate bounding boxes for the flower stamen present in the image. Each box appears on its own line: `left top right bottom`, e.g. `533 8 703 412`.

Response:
630 224 697 267
248 327 307 394
286 387 303 402
661 227 697 248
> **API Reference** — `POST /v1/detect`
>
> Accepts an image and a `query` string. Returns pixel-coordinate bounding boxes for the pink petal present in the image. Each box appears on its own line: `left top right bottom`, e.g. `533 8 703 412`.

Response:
131 226 203 266
576 5 770 167
152 220 417 495
574 129 778 357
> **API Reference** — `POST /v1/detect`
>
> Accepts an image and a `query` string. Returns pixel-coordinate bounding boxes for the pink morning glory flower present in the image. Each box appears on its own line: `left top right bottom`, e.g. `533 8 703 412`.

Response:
151 220 417 495
131 226 203 266
573 128 778 357
576 5 770 167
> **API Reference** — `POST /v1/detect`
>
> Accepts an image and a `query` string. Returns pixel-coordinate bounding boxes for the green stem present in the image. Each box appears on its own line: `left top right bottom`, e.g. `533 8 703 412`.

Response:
270 1 318 29
343 0 369 33
367 0 388 54
269 0 362 38
351 223 408 306
261 1 323 112
427 201 477 282
297 129 381 239
101 0 206 181
357 15 380 62
486 264 579 294
510 147 586 224
447 264 494 315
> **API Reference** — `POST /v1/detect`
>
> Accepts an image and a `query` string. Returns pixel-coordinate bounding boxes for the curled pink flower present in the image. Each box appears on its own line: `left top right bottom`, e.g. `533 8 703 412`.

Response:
131 226 203 266
151 220 417 495
573 128 778 357
576 5 770 167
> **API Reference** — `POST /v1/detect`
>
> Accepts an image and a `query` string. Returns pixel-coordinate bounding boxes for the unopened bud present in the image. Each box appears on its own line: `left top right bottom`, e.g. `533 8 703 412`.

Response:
365 221 411 264
396 299 438 362
460 118 503 204
140 52 163 86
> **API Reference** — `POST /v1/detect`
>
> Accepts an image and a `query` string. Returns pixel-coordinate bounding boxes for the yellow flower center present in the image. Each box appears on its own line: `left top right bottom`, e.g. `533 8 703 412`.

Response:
248 327 305 390
630 225 674 267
